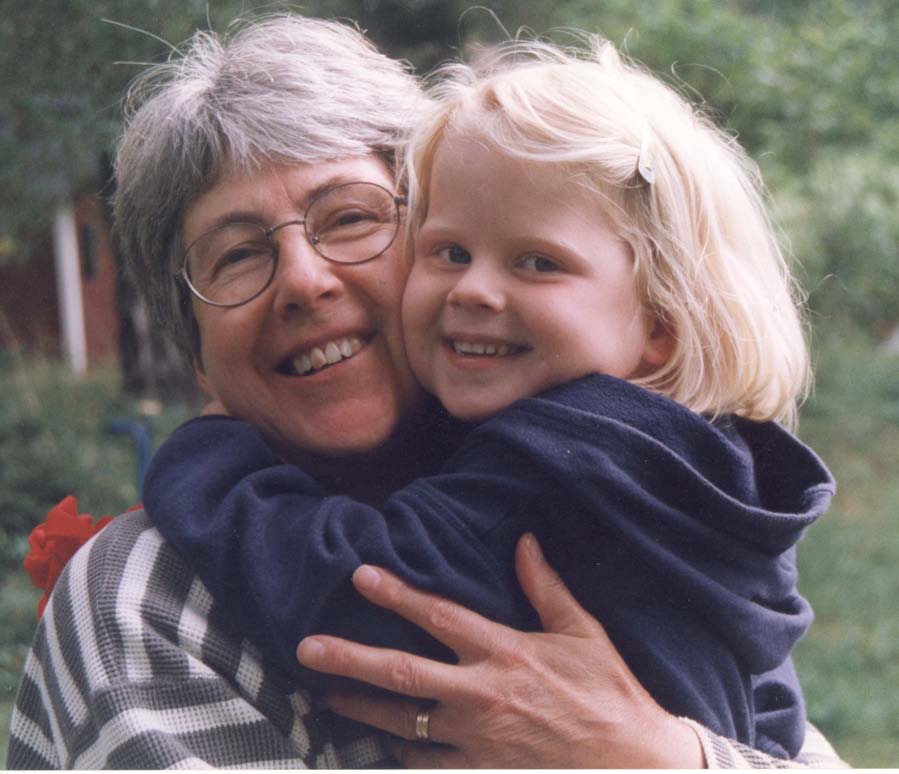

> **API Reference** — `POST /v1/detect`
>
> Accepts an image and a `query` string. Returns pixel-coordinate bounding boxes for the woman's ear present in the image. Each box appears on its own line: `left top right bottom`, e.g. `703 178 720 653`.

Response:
641 315 675 368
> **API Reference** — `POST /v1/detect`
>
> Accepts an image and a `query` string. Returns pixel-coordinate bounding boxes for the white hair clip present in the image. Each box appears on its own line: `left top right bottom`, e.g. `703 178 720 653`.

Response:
637 125 656 185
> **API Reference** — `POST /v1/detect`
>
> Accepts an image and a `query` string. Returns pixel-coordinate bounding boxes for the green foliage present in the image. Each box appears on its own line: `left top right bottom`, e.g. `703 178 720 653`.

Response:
0 685 13 763
0 357 197 757
463 0 899 337
0 356 195 572
774 153 899 334
1 0 319 257
3 1 897 337
470 0 899 169
0 573 40 711
796 338 899 767
0 0 473 260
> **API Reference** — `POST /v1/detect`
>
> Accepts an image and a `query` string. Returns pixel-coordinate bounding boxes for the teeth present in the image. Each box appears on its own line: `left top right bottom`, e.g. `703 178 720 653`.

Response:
452 340 516 357
324 342 342 364
292 354 313 375
309 347 328 369
289 336 365 376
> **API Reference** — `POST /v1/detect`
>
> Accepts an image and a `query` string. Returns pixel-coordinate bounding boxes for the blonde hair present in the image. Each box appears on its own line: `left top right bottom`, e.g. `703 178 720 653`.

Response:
406 37 809 428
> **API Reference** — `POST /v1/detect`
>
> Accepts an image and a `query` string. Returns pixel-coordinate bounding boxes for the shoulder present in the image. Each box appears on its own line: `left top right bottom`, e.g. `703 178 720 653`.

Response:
477 374 704 455
44 508 201 678
9 509 392 768
46 507 315 704
9 512 221 764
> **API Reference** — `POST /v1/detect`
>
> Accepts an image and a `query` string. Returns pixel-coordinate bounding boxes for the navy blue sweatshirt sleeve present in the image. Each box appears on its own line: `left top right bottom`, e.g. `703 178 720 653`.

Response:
143 375 833 756
143 415 540 692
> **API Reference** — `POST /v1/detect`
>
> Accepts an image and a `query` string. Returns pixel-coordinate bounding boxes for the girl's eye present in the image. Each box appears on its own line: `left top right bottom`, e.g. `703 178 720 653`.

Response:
519 254 561 273
437 245 472 265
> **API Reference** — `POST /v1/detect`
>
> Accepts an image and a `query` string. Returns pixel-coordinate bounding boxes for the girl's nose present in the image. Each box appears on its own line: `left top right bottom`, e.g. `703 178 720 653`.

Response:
446 262 507 312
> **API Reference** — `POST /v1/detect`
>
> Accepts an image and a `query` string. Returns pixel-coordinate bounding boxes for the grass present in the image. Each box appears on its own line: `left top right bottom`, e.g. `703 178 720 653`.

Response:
1 338 897 766
0 696 12 764
0 574 37 764
792 331 899 767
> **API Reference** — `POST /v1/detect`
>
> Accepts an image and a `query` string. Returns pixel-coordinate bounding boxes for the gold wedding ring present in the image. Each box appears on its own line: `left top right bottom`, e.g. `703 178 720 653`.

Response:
415 708 431 741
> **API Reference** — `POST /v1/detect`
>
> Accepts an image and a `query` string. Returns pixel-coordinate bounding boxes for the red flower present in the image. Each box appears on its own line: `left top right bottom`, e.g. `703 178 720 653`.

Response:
24 496 114 619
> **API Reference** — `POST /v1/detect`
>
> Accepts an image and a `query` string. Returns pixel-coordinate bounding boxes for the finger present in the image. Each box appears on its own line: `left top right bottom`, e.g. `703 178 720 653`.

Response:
515 533 605 637
351 564 519 657
325 691 447 744
297 635 460 699
391 741 466 770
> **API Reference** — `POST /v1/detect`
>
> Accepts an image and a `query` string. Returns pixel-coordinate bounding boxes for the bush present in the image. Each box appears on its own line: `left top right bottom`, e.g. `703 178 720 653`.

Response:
795 336 899 766
0 357 197 751
771 152 899 338
0 357 195 574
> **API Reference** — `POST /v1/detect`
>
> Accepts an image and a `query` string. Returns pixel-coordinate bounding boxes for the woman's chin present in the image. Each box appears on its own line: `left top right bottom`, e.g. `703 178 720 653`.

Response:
277 407 406 461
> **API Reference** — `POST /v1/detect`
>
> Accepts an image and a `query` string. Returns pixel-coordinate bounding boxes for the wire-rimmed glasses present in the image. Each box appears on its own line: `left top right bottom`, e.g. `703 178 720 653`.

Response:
180 181 405 307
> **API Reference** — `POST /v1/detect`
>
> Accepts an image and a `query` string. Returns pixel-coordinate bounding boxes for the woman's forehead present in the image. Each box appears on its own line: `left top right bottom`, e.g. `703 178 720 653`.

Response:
182 156 395 241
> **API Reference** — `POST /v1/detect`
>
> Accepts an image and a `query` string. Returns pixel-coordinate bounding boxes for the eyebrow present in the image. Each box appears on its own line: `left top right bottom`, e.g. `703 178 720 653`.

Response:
199 174 384 234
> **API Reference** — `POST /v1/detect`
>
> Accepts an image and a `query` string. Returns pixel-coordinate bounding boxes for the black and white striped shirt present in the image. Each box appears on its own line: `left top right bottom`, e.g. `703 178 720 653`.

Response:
6 509 847 769
7 510 391 768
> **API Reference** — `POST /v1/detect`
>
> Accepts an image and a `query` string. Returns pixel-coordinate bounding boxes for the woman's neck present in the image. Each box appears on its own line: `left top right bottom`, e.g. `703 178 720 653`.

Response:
280 397 466 506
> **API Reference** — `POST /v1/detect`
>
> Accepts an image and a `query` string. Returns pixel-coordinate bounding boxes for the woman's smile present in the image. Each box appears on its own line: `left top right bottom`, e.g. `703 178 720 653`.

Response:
277 333 370 376
186 157 423 458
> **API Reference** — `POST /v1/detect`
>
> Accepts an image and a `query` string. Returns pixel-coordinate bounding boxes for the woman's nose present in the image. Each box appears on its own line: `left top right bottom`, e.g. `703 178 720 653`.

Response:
447 263 506 312
272 230 343 314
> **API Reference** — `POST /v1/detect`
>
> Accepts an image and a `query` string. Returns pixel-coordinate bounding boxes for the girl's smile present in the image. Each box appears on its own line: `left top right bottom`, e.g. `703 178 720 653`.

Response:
402 133 670 423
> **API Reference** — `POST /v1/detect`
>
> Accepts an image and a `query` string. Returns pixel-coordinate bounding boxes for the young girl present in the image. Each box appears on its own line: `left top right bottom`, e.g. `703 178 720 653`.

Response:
144 38 833 758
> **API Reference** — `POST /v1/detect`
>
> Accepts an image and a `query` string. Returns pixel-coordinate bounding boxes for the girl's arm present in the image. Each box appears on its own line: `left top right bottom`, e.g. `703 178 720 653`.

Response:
144 375 819 752
142 415 539 690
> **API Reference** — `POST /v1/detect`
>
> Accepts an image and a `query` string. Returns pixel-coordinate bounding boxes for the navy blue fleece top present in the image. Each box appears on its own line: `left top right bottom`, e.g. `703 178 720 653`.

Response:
143 375 834 758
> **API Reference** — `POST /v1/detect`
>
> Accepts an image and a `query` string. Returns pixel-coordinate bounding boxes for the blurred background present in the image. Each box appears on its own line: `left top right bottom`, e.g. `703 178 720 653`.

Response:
1 0 896 765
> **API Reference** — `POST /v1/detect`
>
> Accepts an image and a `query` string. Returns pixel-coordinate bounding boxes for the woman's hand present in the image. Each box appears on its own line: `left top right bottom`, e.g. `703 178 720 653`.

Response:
297 534 705 768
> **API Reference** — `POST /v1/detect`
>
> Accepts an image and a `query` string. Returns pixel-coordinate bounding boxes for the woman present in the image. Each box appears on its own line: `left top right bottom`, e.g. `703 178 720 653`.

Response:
7 14 843 769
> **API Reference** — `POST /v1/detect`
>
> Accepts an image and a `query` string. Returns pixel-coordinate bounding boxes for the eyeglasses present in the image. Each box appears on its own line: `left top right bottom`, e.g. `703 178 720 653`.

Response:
180 181 405 307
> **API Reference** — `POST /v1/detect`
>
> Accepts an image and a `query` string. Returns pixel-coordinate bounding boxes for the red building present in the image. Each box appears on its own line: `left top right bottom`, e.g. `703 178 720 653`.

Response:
0 188 120 372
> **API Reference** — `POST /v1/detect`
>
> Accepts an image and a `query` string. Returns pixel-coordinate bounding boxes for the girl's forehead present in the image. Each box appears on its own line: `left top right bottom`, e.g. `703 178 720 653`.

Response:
431 130 624 222
432 130 566 187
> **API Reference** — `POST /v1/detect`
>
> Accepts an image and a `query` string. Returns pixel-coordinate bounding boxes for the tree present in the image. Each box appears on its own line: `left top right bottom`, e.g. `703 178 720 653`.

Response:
2 0 895 388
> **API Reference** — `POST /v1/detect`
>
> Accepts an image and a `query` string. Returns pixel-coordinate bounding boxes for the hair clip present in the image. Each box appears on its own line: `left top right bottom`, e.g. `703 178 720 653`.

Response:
636 125 656 185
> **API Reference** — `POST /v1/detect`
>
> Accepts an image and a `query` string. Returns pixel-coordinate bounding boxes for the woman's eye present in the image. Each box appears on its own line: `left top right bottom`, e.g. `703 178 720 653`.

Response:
519 254 560 273
216 244 269 269
333 209 378 227
437 245 471 265
319 208 379 233
221 248 253 264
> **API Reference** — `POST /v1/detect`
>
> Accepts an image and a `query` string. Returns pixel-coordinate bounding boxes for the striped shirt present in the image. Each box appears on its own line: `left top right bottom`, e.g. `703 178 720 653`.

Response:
6 509 847 769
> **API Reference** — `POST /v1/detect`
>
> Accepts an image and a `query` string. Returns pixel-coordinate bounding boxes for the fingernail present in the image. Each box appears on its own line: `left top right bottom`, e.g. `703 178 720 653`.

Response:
522 532 540 559
297 637 325 665
353 564 381 592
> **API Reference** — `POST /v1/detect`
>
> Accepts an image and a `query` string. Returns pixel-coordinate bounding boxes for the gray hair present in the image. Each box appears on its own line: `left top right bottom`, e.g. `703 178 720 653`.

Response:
113 14 427 362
